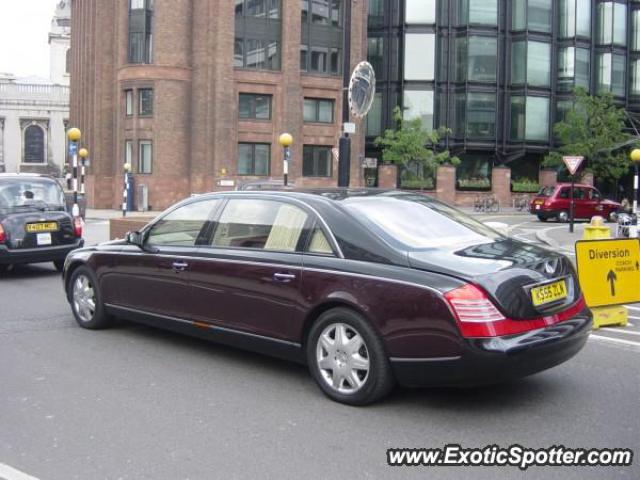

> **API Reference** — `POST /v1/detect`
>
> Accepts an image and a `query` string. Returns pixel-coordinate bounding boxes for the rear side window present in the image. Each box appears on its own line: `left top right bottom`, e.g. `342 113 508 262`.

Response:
212 199 309 252
558 188 570 199
147 200 220 247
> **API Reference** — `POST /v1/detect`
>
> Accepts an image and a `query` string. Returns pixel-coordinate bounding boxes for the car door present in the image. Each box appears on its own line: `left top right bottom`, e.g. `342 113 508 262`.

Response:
113 198 221 320
188 197 310 342
586 187 605 217
573 187 589 218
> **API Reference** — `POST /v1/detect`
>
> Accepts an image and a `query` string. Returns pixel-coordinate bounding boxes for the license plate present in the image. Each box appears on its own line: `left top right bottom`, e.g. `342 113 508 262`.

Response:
531 279 568 307
26 222 58 233
535 205 541 210
36 233 52 246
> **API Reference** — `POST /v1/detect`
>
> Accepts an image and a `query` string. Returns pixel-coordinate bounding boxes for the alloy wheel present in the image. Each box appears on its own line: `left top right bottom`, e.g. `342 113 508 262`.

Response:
73 274 96 323
316 323 370 395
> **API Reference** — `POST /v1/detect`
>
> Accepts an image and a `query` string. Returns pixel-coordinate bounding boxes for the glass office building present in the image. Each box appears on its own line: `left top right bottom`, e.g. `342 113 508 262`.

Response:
367 0 640 187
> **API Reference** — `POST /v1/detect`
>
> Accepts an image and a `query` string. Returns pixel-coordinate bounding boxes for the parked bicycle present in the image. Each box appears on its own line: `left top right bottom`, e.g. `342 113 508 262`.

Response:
474 194 500 213
513 194 530 212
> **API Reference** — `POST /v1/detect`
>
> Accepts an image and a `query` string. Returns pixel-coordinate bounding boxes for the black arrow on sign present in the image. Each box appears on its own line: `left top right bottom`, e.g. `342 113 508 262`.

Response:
607 270 617 297
636 261 639 271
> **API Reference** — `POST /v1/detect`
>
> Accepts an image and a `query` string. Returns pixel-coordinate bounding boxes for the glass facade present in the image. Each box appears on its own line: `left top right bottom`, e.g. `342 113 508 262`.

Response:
128 0 153 64
366 0 639 184
300 0 344 75
235 0 281 70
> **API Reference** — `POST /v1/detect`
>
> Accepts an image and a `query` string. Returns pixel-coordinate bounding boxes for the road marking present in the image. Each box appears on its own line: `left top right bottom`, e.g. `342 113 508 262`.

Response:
628 315 640 321
600 328 640 336
590 335 640 348
0 463 40 480
627 306 640 312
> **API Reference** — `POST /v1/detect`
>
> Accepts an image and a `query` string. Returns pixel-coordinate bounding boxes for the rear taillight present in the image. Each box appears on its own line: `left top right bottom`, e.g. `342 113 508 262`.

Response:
0 223 5 243
444 283 586 338
73 217 83 238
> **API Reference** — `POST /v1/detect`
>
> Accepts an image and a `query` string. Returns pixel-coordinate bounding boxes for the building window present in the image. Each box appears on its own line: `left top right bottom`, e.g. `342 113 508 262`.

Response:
598 2 626 46
366 93 383 137
511 40 551 87
405 0 436 24
559 0 591 38
238 143 270 176
404 33 436 81
124 90 134 116
597 52 626 96
512 0 552 33
235 0 282 70
138 88 153 116
457 0 497 25
455 36 497 82
368 0 384 27
303 98 334 123
65 48 71 74
239 93 272 120
139 140 152 174
403 89 434 132
631 59 640 95
24 125 45 164
125 140 133 166
368 37 384 79
465 93 496 139
510 96 550 141
300 0 343 75
303 146 332 177
128 0 153 64
558 47 590 92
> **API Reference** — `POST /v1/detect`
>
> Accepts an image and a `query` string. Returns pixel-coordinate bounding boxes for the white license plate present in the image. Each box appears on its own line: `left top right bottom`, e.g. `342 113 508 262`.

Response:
535 205 541 210
37 233 52 246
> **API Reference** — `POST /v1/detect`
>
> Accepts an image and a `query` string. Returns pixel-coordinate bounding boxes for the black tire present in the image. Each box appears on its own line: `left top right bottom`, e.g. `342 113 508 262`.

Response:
53 259 65 272
68 266 113 329
306 307 395 406
537 215 548 222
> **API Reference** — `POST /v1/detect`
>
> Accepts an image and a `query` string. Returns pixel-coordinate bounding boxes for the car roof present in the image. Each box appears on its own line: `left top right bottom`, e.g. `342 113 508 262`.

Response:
198 187 407 201
0 173 54 179
553 183 595 188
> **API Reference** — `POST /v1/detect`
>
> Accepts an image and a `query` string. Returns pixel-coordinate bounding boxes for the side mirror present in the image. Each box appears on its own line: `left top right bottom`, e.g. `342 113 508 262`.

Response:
125 231 143 247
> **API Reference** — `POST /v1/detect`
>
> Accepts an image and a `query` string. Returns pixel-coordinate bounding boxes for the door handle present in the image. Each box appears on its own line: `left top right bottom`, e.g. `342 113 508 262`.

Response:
172 261 189 272
273 272 296 282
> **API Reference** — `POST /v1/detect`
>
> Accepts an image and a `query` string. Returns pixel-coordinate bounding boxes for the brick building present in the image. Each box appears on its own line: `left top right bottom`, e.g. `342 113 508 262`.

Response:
70 0 368 210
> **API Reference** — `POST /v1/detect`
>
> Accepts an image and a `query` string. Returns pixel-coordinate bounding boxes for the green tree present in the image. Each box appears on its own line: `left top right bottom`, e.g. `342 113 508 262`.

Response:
544 88 631 183
374 106 460 188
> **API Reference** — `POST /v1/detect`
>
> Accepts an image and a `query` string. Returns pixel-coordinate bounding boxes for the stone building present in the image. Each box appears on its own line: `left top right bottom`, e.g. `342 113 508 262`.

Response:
70 0 367 210
0 0 71 176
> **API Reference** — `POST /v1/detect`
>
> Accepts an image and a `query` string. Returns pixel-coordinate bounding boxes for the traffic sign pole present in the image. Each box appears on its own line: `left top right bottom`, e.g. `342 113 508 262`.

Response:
562 156 584 234
570 175 575 233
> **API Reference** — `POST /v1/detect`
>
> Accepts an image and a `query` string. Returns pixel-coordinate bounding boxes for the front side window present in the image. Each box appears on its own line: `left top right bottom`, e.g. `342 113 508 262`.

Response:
235 0 282 70
238 143 270 176
139 140 152 174
303 98 334 123
147 200 219 247
128 0 153 64
303 145 332 177
239 93 272 120
212 199 309 252
139 88 153 116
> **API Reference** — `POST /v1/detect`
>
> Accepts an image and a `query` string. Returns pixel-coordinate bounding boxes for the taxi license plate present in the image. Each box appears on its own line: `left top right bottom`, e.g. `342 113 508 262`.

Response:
26 222 58 233
530 279 568 307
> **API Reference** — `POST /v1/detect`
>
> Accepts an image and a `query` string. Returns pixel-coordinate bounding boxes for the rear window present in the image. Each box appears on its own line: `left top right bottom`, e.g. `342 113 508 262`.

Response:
0 178 65 210
537 186 555 197
342 193 501 250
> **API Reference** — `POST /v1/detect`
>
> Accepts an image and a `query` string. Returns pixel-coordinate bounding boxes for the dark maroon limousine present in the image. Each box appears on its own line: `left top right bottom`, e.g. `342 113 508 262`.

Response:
63 190 592 405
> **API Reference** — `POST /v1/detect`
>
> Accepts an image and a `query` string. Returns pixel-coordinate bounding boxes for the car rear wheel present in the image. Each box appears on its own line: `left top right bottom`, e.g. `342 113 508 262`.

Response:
69 266 113 329
537 215 548 222
557 210 569 223
307 308 395 405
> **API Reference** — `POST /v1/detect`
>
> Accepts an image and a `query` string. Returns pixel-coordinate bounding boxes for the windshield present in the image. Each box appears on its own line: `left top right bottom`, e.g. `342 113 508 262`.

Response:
0 178 66 211
342 193 501 250
537 186 555 197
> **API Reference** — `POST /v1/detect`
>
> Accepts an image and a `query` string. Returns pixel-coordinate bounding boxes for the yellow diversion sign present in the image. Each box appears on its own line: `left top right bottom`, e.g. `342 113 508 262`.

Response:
575 239 640 308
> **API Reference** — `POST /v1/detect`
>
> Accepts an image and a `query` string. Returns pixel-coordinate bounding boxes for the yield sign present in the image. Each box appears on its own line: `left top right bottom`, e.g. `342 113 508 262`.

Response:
563 156 584 175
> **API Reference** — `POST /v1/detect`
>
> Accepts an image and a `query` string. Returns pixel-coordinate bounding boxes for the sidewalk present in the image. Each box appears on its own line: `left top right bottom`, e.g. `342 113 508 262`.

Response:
535 223 587 251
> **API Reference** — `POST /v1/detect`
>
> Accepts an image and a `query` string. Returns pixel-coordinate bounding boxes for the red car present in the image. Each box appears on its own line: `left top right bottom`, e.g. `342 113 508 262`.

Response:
529 183 621 222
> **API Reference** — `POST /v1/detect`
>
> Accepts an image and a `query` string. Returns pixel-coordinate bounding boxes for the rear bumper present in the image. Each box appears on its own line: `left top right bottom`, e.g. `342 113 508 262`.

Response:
391 310 592 388
0 240 84 265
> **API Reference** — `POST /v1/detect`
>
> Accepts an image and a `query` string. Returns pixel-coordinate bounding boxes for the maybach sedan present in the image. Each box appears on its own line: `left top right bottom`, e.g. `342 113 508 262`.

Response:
63 190 592 405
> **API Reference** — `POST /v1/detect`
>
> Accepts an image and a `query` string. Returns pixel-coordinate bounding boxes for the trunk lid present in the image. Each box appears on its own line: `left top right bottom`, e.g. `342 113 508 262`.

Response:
408 238 580 320
1 210 76 250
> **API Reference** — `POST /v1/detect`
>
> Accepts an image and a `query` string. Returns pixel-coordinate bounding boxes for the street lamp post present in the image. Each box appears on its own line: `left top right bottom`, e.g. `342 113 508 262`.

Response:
66 127 82 217
278 133 293 187
630 149 640 238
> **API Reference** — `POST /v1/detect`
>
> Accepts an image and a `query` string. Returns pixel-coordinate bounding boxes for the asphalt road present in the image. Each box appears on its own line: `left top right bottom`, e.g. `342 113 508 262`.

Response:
0 218 638 480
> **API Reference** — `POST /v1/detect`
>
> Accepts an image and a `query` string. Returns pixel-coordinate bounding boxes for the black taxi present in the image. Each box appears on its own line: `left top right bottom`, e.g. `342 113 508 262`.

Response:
0 174 83 272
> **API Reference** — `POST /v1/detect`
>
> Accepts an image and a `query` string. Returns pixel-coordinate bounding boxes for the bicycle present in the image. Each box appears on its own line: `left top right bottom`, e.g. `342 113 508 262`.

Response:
513 194 530 212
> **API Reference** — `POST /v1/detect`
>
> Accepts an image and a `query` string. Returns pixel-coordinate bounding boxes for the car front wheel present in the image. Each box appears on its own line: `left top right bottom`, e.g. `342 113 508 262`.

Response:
307 308 395 405
557 210 569 223
69 266 113 329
